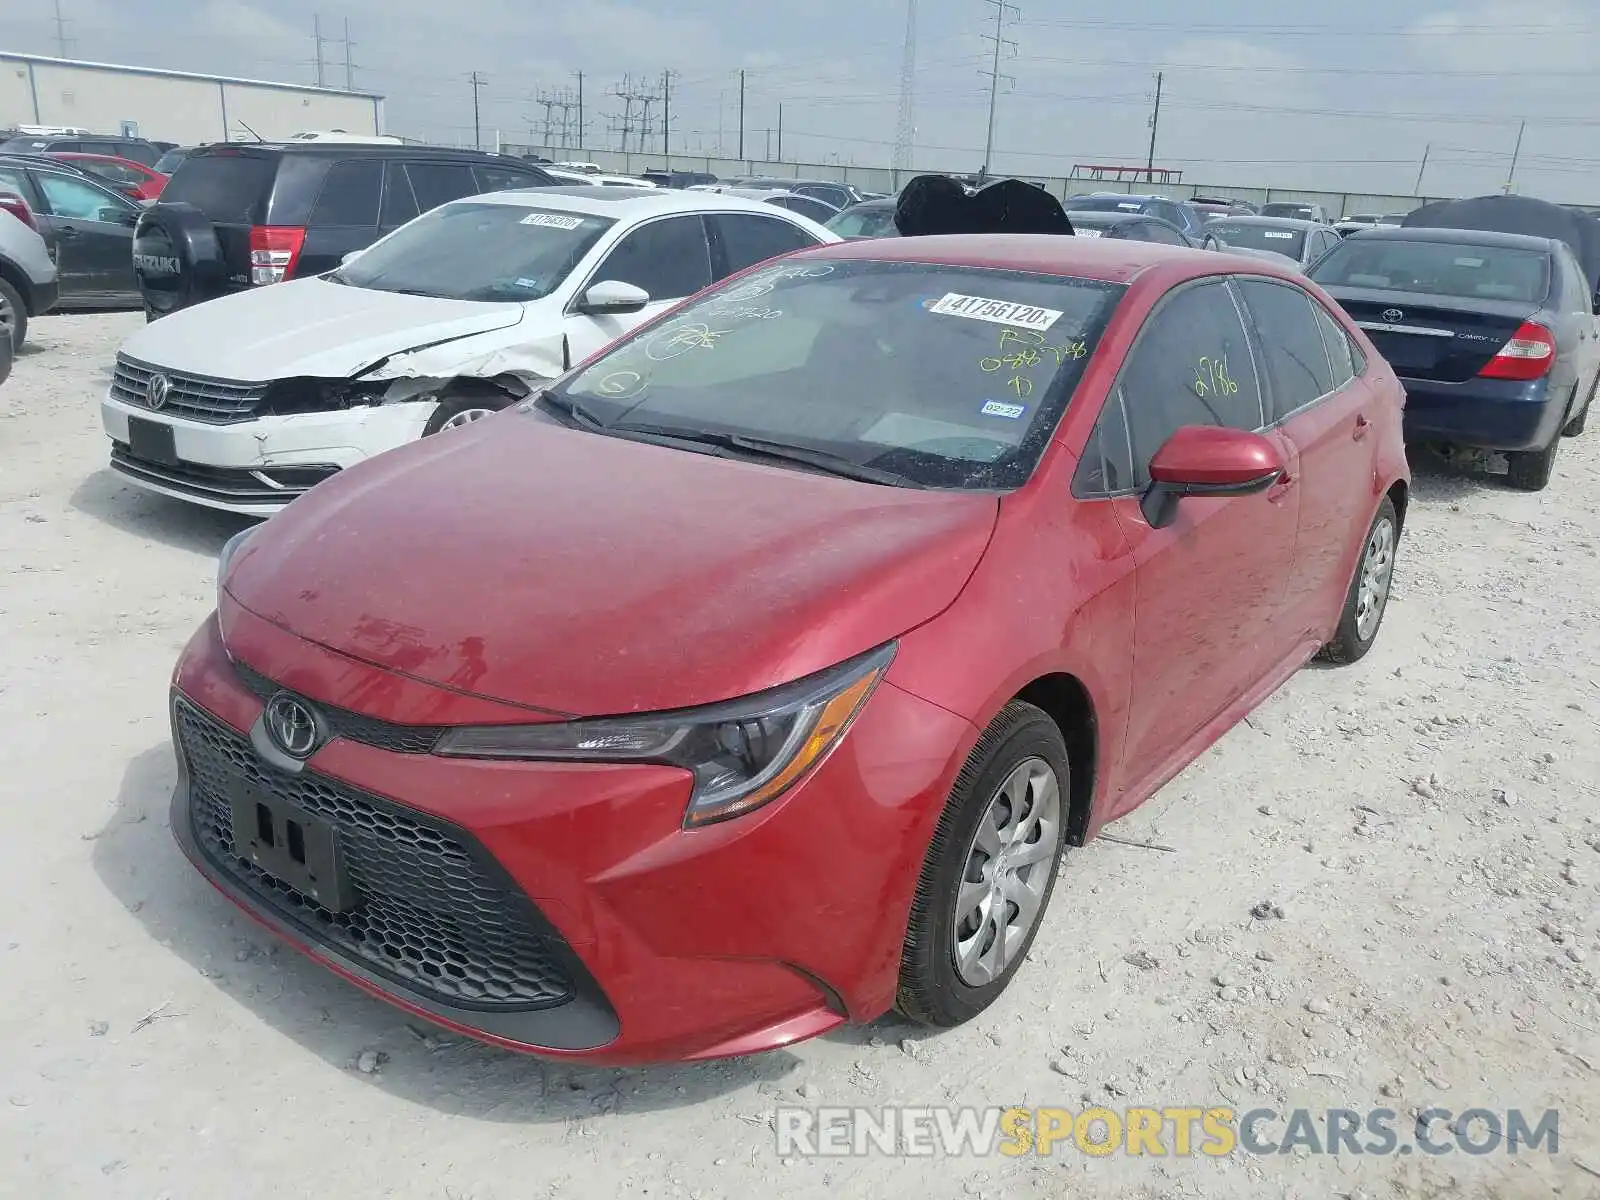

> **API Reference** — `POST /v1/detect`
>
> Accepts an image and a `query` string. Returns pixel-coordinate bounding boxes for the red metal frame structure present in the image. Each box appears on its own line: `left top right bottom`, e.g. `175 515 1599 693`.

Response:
1070 163 1183 185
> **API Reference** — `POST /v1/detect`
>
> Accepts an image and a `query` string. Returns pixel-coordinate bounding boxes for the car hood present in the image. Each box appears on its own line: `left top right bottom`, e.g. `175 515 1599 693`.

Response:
224 416 1000 716
119 276 526 381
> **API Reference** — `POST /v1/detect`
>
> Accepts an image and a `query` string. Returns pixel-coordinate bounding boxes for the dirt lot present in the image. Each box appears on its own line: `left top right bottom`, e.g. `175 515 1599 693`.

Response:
2 311 1598 1199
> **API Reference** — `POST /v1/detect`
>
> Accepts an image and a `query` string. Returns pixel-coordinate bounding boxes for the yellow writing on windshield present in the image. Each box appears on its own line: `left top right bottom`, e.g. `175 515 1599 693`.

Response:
980 327 1090 398
1192 355 1239 398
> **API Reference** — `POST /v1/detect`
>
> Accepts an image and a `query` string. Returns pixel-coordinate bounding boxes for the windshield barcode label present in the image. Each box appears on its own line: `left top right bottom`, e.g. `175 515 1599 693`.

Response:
928 293 1063 330
520 212 584 229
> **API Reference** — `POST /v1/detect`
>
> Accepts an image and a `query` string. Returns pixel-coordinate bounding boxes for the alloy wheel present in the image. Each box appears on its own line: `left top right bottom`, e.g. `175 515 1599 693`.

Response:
1355 516 1395 641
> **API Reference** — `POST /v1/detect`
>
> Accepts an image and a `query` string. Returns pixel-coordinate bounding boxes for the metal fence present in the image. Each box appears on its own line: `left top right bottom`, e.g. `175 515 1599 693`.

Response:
506 143 1461 219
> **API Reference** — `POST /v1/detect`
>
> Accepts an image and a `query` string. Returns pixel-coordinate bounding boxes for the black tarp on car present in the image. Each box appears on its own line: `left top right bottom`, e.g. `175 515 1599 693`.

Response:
1404 195 1600 294
894 174 1075 237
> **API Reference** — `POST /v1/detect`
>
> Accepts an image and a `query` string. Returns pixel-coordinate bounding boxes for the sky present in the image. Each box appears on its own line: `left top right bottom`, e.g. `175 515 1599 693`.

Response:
4 0 1600 201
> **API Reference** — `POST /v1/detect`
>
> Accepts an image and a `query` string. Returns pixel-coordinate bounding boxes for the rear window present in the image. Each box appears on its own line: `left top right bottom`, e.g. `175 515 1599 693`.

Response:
1067 197 1149 214
1310 238 1552 304
161 152 276 221
1209 223 1307 259
1263 204 1316 220
825 205 898 239
154 149 189 174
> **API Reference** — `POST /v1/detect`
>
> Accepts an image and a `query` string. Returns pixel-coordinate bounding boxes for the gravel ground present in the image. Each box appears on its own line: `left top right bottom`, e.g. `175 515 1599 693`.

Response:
2 311 1599 1200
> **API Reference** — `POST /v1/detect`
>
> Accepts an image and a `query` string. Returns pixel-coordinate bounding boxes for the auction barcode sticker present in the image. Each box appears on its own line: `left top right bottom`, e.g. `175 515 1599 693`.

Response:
1263 230 1294 239
521 212 585 229
1074 228 1103 238
928 293 1063 331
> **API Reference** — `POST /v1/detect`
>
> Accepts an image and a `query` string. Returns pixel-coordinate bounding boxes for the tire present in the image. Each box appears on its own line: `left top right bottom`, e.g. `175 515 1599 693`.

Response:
0 276 27 353
1506 436 1559 492
896 701 1070 1028
0 323 12 387
1318 496 1399 665
420 387 516 436
1563 376 1594 437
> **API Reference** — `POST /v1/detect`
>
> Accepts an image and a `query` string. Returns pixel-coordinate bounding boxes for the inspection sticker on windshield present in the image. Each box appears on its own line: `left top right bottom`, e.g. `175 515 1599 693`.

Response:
981 400 1027 419
1263 230 1294 239
520 212 584 229
928 293 1063 331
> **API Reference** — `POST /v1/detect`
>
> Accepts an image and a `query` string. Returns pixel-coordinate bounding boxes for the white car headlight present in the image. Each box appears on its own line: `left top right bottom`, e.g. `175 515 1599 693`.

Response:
436 643 896 826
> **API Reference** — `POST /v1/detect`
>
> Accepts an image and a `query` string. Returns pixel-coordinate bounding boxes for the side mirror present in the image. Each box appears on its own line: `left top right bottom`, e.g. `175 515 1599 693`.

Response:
1141 424 1285 529
103 207 137 226
576 279 650 315
340 249 362 266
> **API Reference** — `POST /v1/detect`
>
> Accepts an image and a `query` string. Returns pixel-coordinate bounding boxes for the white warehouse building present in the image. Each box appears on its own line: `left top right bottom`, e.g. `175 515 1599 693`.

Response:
0 52 385 145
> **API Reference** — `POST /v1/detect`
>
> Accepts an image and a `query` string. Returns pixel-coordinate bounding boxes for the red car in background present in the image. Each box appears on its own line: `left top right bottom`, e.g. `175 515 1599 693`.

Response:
45 152 167 201
169 234 1410 1065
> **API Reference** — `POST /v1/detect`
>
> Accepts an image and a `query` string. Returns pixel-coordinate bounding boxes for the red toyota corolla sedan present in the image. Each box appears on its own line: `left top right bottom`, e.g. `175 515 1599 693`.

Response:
170 235 1409 1065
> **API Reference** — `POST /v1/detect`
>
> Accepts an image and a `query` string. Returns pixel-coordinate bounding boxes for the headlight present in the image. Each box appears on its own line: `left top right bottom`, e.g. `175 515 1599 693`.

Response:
436 642 896 827
216 525 257 603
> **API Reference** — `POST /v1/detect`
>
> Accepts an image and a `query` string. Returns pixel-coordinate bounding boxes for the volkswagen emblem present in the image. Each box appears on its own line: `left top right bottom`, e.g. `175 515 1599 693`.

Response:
1381 308 1404 324
145 373 172 410
264 694 321 759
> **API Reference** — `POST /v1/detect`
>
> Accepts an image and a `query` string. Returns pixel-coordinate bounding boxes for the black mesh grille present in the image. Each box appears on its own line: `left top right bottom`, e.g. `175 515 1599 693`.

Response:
232 660 444 754
176 698 575 1010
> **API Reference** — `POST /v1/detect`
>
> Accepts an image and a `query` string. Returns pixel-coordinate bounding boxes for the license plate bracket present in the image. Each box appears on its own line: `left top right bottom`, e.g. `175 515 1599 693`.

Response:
229 785 353 913
127 416 179 465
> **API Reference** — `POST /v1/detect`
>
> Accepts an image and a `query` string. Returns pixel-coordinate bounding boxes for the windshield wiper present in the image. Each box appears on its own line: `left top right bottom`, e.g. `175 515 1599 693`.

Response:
533 389 609 431
609 423 923 488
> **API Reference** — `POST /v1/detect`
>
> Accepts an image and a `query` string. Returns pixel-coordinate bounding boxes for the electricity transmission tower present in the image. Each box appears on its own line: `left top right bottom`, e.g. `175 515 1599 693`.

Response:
893 0 917 171
532 87 580 148
610 75 662 153
978 0 1019 181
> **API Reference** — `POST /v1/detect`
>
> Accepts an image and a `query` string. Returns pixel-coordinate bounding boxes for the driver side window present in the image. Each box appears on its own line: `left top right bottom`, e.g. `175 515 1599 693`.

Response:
592 215 713 302
37 173 121 221
1076 279 1265 494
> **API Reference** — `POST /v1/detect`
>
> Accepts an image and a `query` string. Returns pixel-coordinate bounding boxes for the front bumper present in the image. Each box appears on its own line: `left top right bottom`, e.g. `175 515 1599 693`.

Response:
101 394 437 515
30 276 61 316
169 609 971 1064
1398 373 1569 452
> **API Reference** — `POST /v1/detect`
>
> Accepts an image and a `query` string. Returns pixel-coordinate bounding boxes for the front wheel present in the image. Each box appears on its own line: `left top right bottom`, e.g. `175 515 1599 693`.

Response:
0 277 27 352
421 387 515 436
896 701 1069 1028
1318 496 1399 664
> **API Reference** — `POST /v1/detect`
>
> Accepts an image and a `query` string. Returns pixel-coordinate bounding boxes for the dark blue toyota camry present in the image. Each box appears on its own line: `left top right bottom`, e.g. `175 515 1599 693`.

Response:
1310 226 1597 491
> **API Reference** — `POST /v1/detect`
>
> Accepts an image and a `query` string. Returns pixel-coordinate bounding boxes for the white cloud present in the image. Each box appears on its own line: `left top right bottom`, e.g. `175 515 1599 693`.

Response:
1408 0 1598 73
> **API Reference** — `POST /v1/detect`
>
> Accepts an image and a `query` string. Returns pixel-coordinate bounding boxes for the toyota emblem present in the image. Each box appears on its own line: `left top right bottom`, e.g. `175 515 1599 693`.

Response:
1381 308 1403 324
145 373 172 410
264 694 321 759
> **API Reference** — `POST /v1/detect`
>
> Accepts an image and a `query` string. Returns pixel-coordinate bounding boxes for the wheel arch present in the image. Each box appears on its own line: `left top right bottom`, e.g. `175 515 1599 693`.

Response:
1011 672 1098 847
1385 478 1409 533
0 256 35 314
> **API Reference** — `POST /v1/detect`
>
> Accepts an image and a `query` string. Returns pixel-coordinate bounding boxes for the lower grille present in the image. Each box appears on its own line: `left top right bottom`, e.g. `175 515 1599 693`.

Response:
176 698 575 1010
111 445 339 506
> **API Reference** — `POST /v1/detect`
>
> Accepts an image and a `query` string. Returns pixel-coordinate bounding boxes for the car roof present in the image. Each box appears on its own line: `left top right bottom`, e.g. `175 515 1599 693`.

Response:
0 152 93 175
1348 226 1558 252
788 232 1275 285
1066 210 1148 224
466 185 826 220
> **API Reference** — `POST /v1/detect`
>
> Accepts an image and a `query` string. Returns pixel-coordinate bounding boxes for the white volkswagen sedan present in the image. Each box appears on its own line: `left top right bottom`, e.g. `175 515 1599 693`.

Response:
100 187 838 514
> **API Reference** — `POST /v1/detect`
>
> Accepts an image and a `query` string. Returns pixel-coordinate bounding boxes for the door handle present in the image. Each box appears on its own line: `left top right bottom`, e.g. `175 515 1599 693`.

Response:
1352 414 1371 441
58 225 80 238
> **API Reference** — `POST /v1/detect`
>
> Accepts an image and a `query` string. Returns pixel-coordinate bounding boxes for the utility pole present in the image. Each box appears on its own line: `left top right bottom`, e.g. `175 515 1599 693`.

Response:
469 71 487 150
738 69 746 160
312 15 327 88
342 18 355 91
1413 142 1431 195
893 0 917 171
575 72 584 151
661 70 674 157
777 102 784 161
1504 119 1527 194
1145 71 1163 183
979 0 1019 181
51 0 74 57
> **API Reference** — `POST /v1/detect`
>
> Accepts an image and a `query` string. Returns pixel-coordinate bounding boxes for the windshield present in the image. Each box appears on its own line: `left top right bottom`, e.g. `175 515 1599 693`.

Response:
826 205 899 239
546 259 1125 489
1262 204 1316 219
1310 238 1551 303
1209 223 1306 258
337 201 615 301
1066 196 1149 215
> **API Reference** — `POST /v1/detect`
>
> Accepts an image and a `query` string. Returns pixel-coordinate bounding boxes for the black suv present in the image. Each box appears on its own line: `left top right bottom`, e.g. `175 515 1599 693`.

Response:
133 142 557 318
0 133 165 166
